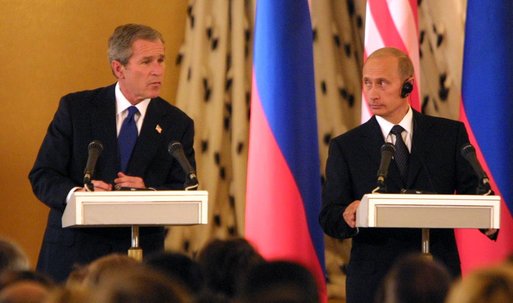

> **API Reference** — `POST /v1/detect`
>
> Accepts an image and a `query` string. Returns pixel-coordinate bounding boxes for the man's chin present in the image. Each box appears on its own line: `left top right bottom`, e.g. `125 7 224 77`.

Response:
370 108 385 116
146 89 161 99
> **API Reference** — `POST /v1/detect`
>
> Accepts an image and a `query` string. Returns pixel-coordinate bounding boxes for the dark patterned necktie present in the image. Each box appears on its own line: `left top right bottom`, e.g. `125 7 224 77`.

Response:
118 106 139 172
390 125 409 180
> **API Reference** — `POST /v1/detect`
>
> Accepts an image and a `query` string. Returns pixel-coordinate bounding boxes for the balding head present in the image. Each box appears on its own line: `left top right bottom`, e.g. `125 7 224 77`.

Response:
365 47 414 81
0 281 50 303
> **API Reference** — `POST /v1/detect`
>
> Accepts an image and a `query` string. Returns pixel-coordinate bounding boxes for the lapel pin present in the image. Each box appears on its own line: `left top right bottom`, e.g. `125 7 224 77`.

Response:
155 124 162 134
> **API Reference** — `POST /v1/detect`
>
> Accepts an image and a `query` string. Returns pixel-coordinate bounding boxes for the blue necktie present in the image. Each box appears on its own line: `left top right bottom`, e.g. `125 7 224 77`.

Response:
118 106 139 172
390 125 409 181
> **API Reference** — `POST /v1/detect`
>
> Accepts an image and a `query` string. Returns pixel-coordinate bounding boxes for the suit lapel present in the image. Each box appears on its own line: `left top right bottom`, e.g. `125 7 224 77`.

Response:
128 98 167 175
361 117 404 190
361 117 385 167
406 111 431 188
91 85 119 180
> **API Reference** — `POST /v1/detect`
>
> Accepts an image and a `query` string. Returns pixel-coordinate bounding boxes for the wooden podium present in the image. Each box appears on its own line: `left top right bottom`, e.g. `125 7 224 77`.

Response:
62 190 208 260
356 193 500 255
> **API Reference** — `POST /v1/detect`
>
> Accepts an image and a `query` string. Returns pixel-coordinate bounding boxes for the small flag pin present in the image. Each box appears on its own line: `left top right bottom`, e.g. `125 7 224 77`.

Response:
155 124 162 134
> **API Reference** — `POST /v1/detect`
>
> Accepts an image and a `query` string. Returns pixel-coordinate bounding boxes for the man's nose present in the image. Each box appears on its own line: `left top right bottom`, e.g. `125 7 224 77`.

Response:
365 85 379 101
151 62 164 76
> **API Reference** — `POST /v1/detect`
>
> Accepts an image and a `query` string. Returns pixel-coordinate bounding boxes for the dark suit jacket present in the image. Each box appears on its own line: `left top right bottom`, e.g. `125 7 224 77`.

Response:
29 84 195 282
319 110 477 303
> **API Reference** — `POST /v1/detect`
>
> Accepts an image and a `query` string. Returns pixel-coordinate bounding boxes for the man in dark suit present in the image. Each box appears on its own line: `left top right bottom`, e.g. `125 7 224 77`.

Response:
319 47 496 303
29 24 196 282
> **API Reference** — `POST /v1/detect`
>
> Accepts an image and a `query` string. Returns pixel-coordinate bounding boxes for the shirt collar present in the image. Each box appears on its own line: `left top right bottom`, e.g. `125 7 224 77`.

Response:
115 82 151 117
375 106 413 139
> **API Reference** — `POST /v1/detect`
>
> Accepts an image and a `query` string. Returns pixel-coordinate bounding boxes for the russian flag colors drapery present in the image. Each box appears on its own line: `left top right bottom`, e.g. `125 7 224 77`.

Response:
361 0 421 123
456 0 513 274
245 0 327 300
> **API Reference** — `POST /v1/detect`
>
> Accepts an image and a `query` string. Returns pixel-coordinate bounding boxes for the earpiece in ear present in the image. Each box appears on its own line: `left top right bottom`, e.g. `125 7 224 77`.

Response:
400 80 413 98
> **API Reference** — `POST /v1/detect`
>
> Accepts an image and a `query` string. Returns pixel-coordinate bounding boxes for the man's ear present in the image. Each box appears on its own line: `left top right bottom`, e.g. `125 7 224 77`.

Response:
111 60 125 79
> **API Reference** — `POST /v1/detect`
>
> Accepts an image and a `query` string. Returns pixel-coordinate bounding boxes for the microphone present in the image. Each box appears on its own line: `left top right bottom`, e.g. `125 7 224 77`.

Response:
168 141 198 190
460 143 491 194
375 143 396 192
83 140 103 190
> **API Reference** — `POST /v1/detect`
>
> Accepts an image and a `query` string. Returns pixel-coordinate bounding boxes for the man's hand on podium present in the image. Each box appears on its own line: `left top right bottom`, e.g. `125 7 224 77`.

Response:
80 180 112 191
114 172 146 189
343 200 361 228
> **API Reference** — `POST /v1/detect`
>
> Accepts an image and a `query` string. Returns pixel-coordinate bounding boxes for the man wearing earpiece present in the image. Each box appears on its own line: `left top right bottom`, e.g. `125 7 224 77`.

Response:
319 47 497 303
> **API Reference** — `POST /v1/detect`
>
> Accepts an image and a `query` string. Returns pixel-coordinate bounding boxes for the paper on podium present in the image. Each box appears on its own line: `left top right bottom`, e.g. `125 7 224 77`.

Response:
62 190 208 227
356 193 500 229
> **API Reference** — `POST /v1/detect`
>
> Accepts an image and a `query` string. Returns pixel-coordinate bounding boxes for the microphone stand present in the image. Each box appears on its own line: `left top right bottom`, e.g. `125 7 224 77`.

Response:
477 177 492 196
372 179 387 194
128 226 143 262
399 188 433 259
184 173 199 191
476 177 498 240
83 176 94 192
127 175 199 262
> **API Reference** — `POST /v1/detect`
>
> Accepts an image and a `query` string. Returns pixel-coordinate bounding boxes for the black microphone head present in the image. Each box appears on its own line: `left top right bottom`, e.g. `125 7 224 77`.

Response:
460 143 475 159
88 140 104 153
381 142 396 155
168 141 182 156
84 140 103 185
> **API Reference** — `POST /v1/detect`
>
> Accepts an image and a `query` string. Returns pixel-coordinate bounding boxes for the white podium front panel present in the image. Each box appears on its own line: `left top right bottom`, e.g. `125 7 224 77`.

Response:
356 194 500 229
62 190 208 227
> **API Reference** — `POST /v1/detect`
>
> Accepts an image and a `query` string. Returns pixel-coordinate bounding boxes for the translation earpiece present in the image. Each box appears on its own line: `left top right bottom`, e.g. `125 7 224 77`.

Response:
400 80 413 98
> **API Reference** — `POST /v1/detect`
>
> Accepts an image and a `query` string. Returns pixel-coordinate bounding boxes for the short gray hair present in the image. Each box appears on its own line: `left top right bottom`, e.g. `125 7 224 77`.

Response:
108 24 164 65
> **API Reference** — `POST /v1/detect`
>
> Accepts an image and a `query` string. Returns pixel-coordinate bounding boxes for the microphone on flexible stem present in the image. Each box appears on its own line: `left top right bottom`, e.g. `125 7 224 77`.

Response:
460 143 492 195
373 143 396 193
460 143 498 240
83 140 103 191
168 141 198 190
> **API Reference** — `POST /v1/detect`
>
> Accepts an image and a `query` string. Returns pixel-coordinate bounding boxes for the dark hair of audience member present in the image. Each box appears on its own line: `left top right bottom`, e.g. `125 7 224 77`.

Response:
196 238 265 298
92 266 192 303
237 260 319 303
0 238 29 274
144 251 204 294
375 254 451 303
445 264 513 303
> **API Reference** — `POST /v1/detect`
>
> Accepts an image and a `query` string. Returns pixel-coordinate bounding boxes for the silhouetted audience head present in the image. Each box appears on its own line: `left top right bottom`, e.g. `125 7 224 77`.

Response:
445 264 513 303
238 260 319 303
93 266 191 303
0 270 54 290
375 254 451 303
0 281 50 303
43 285 92 303
67 253 139 288
0 238 29 274
0 270 54 303
144 251 204 294
197 238 264 298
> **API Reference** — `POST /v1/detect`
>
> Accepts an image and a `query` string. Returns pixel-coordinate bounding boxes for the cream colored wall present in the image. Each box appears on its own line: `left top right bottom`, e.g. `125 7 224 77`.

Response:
0 0 188 268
